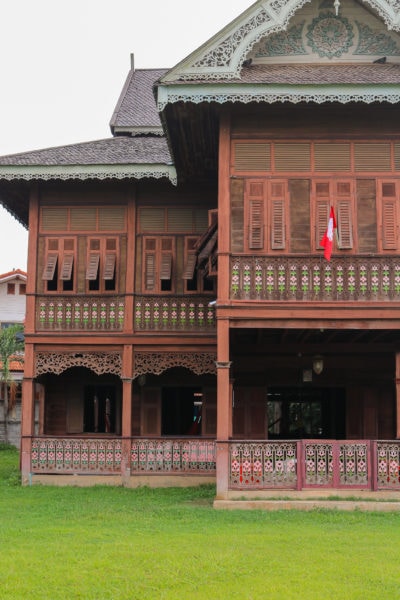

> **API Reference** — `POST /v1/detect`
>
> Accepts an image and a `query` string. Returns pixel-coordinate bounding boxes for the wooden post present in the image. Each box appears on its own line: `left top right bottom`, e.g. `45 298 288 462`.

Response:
395 353 400 439
20 344 35 485
216 318 231 499
121 345 133 484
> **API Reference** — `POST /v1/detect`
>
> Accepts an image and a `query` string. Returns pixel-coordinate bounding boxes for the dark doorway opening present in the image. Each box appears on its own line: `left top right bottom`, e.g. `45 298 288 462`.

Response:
162 387 202 436
84 385 116 433
267 387 345 439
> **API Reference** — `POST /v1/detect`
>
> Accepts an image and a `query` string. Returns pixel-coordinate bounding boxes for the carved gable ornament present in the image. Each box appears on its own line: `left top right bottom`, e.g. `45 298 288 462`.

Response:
160 0 400 83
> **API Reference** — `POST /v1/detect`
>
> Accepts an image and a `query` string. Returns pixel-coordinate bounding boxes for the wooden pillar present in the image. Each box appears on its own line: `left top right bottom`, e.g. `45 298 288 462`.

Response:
20 344 35 485
121 345 133 484
395 353 400 439
217 110 231 303
25 184 39 335
216 318 231 499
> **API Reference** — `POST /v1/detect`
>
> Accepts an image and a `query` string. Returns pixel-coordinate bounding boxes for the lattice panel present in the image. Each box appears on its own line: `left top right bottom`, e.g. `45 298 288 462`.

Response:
130 439 216 473
230 442 298 489
31 438 122 473
35 351 122 377
133 352 216 378
339 442 369 485
304 442 334 486
377 442 400 488
134 296 215 331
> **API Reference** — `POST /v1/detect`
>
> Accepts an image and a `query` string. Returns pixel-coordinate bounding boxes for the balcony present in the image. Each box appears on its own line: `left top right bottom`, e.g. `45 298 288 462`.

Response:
134 295 216 331
230 255 400 302
37 296 125 331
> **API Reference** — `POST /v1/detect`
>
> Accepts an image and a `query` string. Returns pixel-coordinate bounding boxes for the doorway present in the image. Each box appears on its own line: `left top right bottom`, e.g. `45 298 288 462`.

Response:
161 387 202 435
267 387 345 439
84 385 116 433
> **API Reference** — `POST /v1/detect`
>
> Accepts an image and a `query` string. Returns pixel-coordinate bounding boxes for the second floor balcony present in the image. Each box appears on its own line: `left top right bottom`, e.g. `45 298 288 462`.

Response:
230 255 400 303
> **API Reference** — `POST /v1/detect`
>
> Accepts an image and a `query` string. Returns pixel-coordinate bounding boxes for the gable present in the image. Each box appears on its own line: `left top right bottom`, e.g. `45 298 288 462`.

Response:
161 0 400 83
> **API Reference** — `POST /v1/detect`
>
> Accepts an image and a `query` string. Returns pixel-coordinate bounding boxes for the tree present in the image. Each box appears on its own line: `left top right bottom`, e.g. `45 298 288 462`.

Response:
0 324 24 444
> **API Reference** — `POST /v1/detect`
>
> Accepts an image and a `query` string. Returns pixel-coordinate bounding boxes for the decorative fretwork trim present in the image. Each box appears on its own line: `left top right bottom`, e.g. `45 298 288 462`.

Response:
161 0 400 82
0 164 177 185
133 352 217 378
158 85 400 111
35 351 122 377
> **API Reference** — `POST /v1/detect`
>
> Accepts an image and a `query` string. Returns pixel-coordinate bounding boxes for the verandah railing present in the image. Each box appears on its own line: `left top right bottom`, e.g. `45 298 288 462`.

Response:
30 437 400 490
229 440 400 491
37 296 125 330
231 256 400 301
134 296 216 331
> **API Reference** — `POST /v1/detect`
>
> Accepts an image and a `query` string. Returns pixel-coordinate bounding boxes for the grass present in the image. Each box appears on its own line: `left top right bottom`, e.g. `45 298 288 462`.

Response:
1 444 400 599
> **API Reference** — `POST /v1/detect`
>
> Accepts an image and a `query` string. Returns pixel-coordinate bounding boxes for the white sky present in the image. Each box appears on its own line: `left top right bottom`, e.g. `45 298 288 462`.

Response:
0 0 250 274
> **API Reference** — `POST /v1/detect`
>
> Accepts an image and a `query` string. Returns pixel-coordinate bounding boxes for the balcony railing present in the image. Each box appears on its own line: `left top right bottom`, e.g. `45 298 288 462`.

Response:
229 440 400 491
30 437 400 491
230 255 400 302
37 296 125 331
134 296 216 331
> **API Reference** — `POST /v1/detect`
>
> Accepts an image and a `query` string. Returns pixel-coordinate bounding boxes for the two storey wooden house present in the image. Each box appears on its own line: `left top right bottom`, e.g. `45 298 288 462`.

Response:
1 0 400 499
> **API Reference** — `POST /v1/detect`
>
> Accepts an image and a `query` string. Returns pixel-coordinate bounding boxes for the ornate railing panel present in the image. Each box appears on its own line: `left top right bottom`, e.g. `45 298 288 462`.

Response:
37 296 125 330
134 296 216 331
230 256 400 302
130 439 216 473
304 441 369 488
31 438 122 473
230 441 298 489
376 441 400 489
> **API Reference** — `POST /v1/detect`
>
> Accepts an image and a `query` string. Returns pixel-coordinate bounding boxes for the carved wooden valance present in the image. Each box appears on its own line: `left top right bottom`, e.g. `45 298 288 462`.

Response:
35 351 122 377
133 352 217 379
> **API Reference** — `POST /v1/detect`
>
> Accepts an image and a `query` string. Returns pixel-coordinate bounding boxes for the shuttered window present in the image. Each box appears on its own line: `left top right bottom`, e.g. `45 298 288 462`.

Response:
160 254 172 280
270 182 286 250
60 254 74 280
246 181 264 251
143 237 174 293
274 143 311 172
337 200 353 249
103 254 116 280
41 207 127 232
145 253 156 291
42 254 58 280
380 181 397 250
314 182 330 250
86 254 100 280
183 254 197 280
314 143 351 172
354 143 391 172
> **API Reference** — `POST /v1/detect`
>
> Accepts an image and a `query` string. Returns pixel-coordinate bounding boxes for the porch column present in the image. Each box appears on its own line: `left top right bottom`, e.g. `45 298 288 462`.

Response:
121 345 133 484
216 317 231 499
21 344 35 485
396 353 400 438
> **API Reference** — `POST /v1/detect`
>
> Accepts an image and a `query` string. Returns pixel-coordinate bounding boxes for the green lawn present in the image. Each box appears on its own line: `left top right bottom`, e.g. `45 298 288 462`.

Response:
1 443 400 600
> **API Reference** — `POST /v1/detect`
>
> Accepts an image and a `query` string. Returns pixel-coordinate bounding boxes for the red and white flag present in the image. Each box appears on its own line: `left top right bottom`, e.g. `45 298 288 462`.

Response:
320 206 337 261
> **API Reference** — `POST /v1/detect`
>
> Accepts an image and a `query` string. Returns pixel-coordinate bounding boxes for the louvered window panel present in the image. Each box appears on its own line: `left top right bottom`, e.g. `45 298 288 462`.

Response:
70 207 97 231
271 200 286 249
314 144 351 172
60 254 74 280
167 208 193 232
183 254 197 280
248 200 264 249
337 200 353 249
382 200 397 250
274 143 311 171
41 208 68 231
394 144 400 171
160 254 172 280
234 143 271 171
194 209 209 233
103 254 116 280
354 143 391 171
316 200 330 249
145 254 156 290
86 254 100 280
140 208 165 232
42 254 58 280
99 206 126 231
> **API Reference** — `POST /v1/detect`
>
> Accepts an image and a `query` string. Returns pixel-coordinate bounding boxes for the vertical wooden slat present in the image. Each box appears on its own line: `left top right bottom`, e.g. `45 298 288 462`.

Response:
270 182 286 250
289 179 310 253
357 179 377 253
145 253 156 290
381 181 397 250
246 180 264 250
337 200 353 249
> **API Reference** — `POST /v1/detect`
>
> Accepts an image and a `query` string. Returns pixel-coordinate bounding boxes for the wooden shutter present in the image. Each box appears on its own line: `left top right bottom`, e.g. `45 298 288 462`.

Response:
356 179 377 253
354 143 391 171
42 254 58 280
315 182 330 250
247 181 264 250
160 253 172 280
183 254 197 280
274 143 311 171
86 254 100 280
60 254 74 280
336 181 353 249
381 182 397 250
337 200 353 249
103 254 116 280
270 182 286 250
234 142 271 172
145 253 156 290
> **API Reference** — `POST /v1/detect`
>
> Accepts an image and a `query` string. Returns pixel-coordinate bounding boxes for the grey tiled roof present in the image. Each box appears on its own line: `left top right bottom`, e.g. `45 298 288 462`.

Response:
110 69 167 132
0 136 172 166
167 63 400 85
